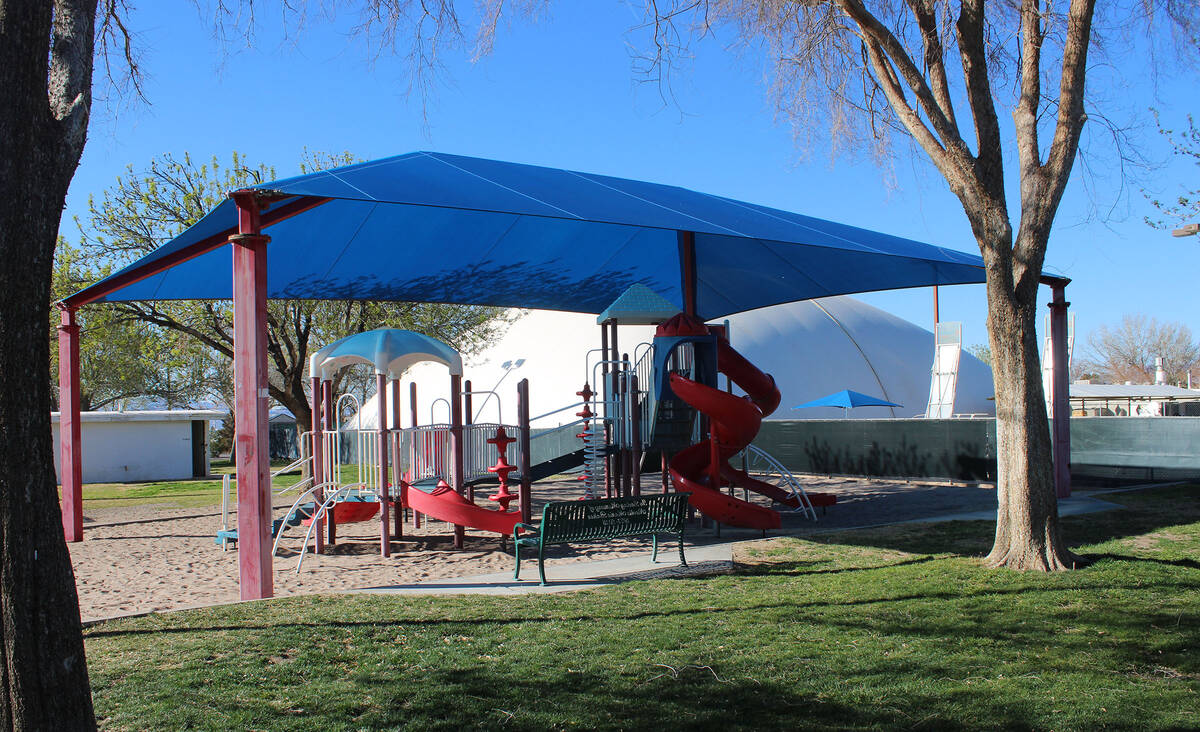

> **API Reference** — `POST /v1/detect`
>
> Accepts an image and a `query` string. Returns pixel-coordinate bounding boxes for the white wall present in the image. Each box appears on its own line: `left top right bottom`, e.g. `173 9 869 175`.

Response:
344 298 995 431
51 414 213 484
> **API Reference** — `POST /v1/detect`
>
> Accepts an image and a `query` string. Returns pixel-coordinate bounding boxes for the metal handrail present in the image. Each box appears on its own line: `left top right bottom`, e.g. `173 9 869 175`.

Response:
740 444 818 520
529 401 587 423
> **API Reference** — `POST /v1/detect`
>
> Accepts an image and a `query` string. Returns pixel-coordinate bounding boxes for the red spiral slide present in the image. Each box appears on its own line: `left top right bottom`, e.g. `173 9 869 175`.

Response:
668 335 800 530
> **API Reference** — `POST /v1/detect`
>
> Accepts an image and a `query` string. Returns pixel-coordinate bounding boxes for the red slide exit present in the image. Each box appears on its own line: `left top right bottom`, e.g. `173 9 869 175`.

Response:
667 337 800 530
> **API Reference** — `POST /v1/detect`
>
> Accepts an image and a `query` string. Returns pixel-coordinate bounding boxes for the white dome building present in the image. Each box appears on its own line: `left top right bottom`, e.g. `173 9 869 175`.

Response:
343 296 993 430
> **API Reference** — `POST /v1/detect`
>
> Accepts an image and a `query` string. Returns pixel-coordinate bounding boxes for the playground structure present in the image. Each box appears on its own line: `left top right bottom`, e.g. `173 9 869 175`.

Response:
57 151 1076 601
222 308 830 567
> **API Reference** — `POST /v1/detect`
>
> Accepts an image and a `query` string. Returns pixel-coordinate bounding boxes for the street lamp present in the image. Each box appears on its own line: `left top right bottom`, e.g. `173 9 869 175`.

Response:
1172 223 1199 237
473 358 526 422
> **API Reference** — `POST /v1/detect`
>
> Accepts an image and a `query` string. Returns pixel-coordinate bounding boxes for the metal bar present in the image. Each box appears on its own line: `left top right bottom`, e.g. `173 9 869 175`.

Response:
679 230 697 317
322 379 336 545
630 373 642 496
450 373 466 548
231 192 273 601
464 379 473 427
409 381 418 428
377 372 391 556
517 379 533 524
58 307 83 541
310 374 325 554
1050 284 1072 499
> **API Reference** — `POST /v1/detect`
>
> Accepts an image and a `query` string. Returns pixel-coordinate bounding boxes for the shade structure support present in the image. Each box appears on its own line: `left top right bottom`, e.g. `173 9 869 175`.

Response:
1049 283 1072 499
450 373 466 549
377 372 391 557
679 230 697 317
232 192 273 601
322 378 337 545
517 378 533 524
58 306 83 542
310 374 325 555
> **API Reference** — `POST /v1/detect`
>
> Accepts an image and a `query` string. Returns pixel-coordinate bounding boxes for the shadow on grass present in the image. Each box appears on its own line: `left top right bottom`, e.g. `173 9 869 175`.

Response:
809 484 1199 559
83 570 1198 642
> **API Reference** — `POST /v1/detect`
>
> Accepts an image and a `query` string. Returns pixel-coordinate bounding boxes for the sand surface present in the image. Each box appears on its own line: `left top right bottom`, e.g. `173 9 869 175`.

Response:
68 474 998 622
68 479 674 622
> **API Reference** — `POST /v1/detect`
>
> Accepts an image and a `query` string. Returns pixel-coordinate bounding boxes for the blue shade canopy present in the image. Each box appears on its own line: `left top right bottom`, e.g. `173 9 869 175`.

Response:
793 389 903 410
64 152 1029 318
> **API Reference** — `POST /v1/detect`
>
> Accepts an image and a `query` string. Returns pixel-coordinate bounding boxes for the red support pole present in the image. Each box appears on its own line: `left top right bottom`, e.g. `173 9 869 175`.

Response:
409 382 418 428
377 372 391 556
231 193 273 601
450 374 466 548
679 231 698 317
58 307 83 542
322 378 336 546
630 373 642 496
600 323 612 499
391 378 403 538
1050 285 1072 499
310 374 325 554
464 379 473 426
517 378 533 523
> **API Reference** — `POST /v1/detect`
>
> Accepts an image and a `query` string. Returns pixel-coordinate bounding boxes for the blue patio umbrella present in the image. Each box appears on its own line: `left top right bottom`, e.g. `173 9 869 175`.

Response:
793 389 902 416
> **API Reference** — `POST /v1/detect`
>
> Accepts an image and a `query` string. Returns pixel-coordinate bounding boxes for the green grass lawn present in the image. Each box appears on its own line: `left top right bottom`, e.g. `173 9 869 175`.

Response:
84 484 1199 730
77 460 363 510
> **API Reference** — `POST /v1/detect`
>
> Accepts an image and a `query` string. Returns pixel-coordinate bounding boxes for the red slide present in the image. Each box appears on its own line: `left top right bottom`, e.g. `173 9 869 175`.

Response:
402 481 523 536
667 327 798 530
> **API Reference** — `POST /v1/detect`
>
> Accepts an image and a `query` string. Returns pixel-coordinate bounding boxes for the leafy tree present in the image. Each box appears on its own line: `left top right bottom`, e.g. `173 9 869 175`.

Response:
637 1 1198 570
966 343 991 367
1146 113 1200 230
51 239 225 411
0 3 525 726
78 151 513 434
1079 314 1199 386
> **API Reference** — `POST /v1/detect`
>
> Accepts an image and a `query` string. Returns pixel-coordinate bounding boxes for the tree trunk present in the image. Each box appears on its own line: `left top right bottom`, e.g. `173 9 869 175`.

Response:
0 1 98 727
982 271 1081 571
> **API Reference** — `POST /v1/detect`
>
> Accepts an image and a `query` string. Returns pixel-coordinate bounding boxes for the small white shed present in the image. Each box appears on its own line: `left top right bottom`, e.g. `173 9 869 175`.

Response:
50 410 226 484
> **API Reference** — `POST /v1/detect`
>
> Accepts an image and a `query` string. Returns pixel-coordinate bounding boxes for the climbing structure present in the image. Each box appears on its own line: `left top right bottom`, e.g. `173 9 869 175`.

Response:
487 426 518 512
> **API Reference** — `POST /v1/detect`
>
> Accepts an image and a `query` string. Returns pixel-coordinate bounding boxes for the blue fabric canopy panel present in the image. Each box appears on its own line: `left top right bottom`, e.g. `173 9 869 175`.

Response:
65 152 1011 319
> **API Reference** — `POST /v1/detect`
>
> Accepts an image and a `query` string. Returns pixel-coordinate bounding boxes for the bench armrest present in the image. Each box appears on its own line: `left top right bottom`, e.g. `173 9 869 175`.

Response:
513 522 538 535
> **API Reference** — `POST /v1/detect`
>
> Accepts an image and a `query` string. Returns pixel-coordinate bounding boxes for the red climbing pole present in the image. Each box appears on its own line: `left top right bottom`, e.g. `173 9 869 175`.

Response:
487 426 518 512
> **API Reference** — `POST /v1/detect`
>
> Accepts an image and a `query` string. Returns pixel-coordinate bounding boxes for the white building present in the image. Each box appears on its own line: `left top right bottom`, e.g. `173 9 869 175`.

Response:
51 410 225 484
346 295 994 429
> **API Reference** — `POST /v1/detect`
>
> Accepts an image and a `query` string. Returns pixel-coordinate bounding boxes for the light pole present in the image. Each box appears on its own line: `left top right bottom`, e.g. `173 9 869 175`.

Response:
1171 223 1199 237
473 358 526 422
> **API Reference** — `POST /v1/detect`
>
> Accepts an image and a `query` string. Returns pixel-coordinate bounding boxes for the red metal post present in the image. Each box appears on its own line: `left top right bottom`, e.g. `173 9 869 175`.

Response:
310 374 325 554
231 193 273 601
450 374 466 548
377 372 391 556
517 378 533 524
391 378 403 538
630 373 642 496
464 379 473 426
1050 285 1072 499
679 231 698 317
58 307 83 542
621 351 632 498
600 323 612 499
409 382 418 428
322 378 336 546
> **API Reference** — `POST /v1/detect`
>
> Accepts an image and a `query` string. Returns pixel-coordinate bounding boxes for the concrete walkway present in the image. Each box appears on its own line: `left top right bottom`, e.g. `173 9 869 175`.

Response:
354 541 737 597
351 484 1129 598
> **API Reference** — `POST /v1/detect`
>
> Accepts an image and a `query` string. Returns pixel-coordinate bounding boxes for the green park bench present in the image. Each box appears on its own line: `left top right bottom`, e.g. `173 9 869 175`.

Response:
513 492 691 585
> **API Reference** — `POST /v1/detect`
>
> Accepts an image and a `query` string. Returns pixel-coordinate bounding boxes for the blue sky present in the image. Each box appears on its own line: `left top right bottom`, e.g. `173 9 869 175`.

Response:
65 2 1200 354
